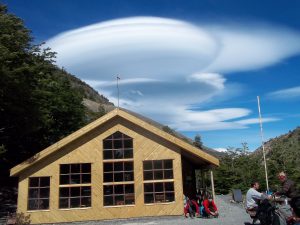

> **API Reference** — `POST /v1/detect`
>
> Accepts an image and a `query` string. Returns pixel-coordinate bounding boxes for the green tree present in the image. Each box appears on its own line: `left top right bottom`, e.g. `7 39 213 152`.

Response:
193 134 203 149
0 4 86 183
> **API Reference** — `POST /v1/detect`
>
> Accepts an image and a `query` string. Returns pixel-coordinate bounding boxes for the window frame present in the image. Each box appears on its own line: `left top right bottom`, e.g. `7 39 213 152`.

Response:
103 131 135 207
142 160 175 205
27 176 50 211
58 163 92 209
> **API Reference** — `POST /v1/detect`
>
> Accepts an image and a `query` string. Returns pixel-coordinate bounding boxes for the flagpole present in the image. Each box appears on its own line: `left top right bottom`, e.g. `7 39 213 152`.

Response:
117 76 120 108
257 96 269 193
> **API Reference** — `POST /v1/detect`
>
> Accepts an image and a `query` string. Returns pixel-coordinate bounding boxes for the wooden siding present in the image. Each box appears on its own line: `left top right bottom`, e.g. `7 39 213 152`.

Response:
17 117 184 224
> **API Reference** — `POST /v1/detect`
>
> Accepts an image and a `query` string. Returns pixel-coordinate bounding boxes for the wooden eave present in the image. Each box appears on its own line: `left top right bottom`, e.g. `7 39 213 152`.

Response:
10 108 219 177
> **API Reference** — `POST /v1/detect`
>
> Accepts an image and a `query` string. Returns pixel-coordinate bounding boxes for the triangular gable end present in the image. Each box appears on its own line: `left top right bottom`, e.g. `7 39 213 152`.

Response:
10 108 219 176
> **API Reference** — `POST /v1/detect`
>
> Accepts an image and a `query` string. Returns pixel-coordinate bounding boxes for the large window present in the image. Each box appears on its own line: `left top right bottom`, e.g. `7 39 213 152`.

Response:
103 132 135 206
143 160 175 204
28 177 50 210
59 163 91 209
103 131 133 160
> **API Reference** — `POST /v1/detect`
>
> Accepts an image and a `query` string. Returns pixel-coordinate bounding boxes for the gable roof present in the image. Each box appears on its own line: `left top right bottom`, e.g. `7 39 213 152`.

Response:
10 108 219 176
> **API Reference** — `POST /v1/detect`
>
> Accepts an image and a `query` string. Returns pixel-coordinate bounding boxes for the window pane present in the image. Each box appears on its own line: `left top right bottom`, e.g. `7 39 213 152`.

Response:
115 195 124 205
40 177 50 187
143 161 152 170
114 140 122 149
154 161 163 169
70 197 81 208
103 140 113 149
154 170 163 180
114 150 124 159
103 150 113 159
60 164 70 174
39 199 49 209
164 170 173 179
125 184 134 194
60 187 69 197
154 183 163 192
125 194 135 204
155 193 165 202
124 162 133 171
124 150 133 158
81 163 91 173
144 183 153 193
28 199 39 210
124 172 133 181
81 174 91 184
81 197 91 207
70 187 80 197
165 192 175 202
28 188 39 198
104 185 113 195
164 160 173 169
103 163 113 172
144 171 153 180
114 172 124 182
114 185 124 194
29 178 39 187
165 182 174 192
40 188 50 198
71 164 80 173
113 131 123 139
114 162 123 171
70 174 80 184
124 140 133 148
144 194 154 203
81 186 91 197
59 198 69 209
104 173 113 182
60 175 70 184
104 196 113 206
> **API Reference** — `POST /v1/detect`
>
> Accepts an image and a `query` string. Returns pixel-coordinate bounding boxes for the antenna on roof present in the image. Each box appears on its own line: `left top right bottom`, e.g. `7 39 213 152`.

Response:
117 76 120 108
257 96 269 193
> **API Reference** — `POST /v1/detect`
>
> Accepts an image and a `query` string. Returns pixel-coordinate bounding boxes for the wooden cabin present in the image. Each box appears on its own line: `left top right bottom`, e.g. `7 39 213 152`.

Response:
10 108 219 224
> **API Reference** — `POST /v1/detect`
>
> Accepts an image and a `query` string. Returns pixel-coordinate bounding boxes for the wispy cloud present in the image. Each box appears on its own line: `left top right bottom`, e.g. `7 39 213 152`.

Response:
46 17 298 131
266 86 300 100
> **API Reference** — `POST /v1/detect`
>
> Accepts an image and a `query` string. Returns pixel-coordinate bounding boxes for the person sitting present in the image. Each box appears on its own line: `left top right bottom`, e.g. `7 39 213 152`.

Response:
246 181 267 211
184 195 200 218
276 172 299 198
201 193 219 218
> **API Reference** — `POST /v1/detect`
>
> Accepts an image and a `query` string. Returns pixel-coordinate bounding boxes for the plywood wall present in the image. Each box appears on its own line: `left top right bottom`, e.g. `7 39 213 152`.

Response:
17 117 184 224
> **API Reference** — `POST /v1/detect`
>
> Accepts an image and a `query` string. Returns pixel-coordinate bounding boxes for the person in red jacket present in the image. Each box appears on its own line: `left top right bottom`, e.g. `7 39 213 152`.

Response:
202 194 219 218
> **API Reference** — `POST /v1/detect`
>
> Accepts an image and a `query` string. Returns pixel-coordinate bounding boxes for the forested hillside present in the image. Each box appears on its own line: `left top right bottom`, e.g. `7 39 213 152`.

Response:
214 127 300 194
0 5 113 184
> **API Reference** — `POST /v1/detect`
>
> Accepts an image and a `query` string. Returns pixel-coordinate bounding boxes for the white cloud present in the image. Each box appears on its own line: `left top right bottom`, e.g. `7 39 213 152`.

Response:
214 148 228 152
266 86 300 100
45 17 297 131
236 117 281 125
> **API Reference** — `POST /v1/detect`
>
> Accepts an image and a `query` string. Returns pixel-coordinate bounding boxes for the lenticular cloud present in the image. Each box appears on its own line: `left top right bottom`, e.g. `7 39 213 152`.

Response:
47 17 219 80
46 17 300 131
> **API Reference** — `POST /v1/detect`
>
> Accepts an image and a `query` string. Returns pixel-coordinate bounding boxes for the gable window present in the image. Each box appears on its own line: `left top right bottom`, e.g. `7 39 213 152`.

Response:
143 160 175 204
103 131 135 206
59 163 91 209
28 177 50 210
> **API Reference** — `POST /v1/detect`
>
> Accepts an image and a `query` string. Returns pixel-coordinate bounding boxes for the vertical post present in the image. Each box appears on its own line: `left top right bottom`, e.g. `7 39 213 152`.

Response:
257 96 269 193
210 170 216 201
117 76 120 108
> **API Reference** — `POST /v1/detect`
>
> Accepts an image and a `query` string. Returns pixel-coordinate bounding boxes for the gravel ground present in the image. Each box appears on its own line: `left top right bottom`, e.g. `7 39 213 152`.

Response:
42 195 253 225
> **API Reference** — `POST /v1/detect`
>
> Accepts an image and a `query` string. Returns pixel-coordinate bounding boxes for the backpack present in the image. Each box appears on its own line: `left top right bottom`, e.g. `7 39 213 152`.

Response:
256 199 276 225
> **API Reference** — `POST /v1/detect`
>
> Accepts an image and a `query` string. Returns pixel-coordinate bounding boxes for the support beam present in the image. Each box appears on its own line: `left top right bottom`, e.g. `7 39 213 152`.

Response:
210 170 216 201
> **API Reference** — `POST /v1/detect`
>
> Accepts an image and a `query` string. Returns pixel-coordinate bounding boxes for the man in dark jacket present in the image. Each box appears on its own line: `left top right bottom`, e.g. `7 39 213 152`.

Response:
276 172 298 198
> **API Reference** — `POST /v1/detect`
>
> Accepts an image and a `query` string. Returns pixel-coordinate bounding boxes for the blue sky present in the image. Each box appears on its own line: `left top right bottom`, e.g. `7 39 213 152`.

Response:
3 0 300 151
